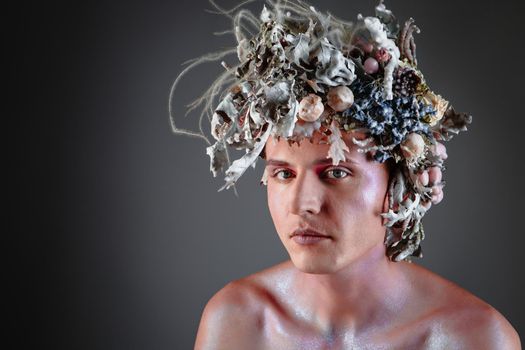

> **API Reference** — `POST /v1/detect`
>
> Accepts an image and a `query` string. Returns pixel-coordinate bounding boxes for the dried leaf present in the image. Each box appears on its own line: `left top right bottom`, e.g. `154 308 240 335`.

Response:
274 99 298 137
436 106 472 141
206 141 228 177
219 123 274 191
264 81 290 104
290 33 310 66
314 39 356 86
260 5 271 22
375 1 399 35
382 194 421 227
327 120 350 165
249 101 264 125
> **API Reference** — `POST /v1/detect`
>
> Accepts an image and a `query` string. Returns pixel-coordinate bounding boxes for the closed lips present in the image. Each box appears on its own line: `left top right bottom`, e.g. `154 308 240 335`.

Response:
291 229 331 238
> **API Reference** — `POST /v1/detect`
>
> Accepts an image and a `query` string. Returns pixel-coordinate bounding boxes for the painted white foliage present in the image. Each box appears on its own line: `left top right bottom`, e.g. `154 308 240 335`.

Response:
362 16 400 100
285 19 315 66
275 97 299 137
249 101 264 126
264 81 290 104
235 26 250 62
382 194 421 227
291 33 310 65
211 93 237 141
292 119 321 139
260 5 272 22
219 123 274 191
206 141 228 177
315 39 356 86
327 120 350 165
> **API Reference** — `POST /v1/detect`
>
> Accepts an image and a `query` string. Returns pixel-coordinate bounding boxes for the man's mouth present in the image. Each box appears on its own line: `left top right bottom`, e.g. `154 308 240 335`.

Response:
290 228 332 245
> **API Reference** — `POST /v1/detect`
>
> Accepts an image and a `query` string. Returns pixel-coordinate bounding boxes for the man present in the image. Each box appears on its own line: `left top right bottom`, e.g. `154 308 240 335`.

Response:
168 1 521 348
194 131 520 349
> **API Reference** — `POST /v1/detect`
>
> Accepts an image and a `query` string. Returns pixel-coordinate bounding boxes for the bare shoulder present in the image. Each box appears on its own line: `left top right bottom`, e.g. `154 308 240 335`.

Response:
194 262 290 350
434 301 522 349
402 262 521 349
194 279 264 350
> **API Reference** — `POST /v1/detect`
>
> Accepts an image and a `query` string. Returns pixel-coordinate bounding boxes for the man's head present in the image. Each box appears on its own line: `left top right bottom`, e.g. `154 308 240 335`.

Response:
169 0 472 262
264 130 391 274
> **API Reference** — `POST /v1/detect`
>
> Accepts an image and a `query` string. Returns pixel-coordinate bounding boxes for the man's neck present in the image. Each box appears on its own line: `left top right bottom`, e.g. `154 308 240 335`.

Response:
291 243 408 333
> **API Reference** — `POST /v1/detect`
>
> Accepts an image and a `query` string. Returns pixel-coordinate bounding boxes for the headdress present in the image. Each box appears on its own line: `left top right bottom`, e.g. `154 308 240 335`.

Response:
169 0 472 261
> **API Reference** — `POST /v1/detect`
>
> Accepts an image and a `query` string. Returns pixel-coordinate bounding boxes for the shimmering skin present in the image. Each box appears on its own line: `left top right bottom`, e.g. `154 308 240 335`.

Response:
194 131 521 350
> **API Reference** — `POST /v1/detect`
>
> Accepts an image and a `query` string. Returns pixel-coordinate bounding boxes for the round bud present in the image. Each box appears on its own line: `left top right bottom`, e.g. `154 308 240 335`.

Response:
298 94 324 122
364 57 379 74
327 86 354 112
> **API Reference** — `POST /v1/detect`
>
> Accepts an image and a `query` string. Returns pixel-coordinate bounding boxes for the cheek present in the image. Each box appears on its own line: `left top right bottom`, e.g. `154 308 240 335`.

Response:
336 175 387 224
267 185 285 229
361 180 387 215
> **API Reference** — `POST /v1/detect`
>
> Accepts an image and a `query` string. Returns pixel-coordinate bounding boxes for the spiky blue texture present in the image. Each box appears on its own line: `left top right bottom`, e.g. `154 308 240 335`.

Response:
343 79 436 162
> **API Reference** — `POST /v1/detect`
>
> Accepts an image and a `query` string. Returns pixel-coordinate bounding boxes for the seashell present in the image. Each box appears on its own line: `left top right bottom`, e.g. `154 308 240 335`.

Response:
298 94 324 122
400 133 425 161
327 86 354 112
430 142 448 160
417 170 429 186
428 166 442 186
430 185 443 204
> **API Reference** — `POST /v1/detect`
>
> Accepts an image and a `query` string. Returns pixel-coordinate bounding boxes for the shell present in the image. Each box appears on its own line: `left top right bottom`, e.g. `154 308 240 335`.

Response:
430 142 448 160
428 166 442 185
401 133 425 160
430 185 443 204
327 86 354 112
298 94 324 122
417 171 429 186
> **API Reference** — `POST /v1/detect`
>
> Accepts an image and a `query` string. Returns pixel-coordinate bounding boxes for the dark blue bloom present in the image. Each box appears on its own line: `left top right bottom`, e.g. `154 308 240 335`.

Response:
342 79 436 162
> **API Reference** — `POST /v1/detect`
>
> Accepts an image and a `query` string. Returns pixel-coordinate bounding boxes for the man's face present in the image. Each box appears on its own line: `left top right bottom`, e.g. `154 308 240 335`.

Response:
264 131 390 274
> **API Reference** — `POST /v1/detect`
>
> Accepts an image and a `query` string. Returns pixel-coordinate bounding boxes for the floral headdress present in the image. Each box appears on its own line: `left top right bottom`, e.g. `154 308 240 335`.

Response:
169 0 472 261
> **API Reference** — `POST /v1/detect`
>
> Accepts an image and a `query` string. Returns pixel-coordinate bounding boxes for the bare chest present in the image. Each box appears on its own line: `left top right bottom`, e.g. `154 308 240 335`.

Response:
257 307 449 350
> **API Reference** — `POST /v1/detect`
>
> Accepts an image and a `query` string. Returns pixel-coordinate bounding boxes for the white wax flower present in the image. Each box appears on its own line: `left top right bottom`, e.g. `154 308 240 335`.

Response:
363 16 400 100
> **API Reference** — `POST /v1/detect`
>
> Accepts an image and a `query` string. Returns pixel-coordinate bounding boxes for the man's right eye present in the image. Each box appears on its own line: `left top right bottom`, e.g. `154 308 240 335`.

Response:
273 169 293 180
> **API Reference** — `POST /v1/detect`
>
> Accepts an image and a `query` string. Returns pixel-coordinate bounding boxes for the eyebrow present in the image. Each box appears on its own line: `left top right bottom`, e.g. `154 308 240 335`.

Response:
265 158 357 167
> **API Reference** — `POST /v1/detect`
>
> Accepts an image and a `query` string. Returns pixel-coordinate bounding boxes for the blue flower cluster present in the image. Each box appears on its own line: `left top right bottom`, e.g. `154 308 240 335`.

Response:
343 79 436 162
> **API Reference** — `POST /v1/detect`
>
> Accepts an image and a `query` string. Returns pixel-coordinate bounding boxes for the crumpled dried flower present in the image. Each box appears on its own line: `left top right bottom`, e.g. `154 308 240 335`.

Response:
422 91 449 126
393 67 422 96
374 48 391 63
400 132 426 161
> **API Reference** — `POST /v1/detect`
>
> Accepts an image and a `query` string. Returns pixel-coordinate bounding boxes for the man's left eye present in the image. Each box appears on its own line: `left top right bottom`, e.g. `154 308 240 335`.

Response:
325 168 350 179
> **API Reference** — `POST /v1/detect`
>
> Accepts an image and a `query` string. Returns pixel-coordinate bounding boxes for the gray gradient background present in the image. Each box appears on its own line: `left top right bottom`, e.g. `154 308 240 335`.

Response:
16 0 524 348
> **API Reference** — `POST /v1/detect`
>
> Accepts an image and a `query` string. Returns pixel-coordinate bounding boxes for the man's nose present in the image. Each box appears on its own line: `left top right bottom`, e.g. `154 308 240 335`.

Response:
289 170 324 216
